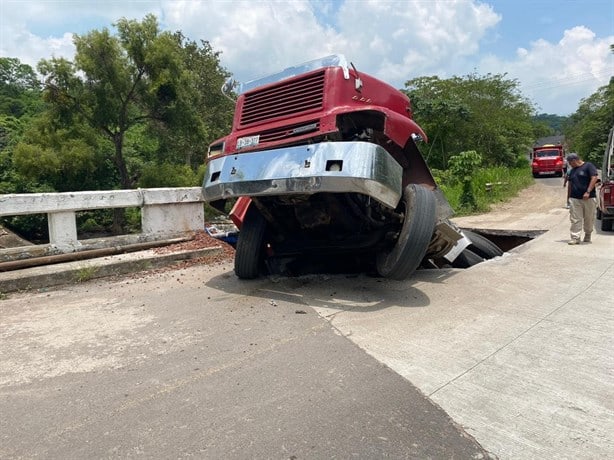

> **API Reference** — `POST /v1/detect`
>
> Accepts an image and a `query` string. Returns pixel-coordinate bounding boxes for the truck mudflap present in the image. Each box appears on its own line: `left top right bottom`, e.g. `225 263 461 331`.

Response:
203 141 403 209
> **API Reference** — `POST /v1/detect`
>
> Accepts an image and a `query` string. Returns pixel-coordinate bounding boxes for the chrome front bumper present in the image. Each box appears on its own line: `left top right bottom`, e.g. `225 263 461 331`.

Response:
202 142 403 209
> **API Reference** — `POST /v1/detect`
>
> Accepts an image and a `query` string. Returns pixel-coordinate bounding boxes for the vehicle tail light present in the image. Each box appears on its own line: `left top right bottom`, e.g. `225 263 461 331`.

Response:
603 185 613 205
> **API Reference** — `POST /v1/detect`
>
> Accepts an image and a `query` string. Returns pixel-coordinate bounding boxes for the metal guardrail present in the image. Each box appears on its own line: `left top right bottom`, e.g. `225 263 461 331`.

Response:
0 187 205 253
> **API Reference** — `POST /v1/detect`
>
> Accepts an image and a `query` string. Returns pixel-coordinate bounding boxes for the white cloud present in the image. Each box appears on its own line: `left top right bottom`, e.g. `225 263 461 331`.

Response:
0 0 612 115
333 0 500 83
164 0 342 80
0 0 161 67
0 22 74 69
480 26 614 114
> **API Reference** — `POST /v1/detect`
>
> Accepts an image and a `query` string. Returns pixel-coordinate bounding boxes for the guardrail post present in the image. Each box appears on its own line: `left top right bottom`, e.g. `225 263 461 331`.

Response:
48 211 80 249
141 188 204 237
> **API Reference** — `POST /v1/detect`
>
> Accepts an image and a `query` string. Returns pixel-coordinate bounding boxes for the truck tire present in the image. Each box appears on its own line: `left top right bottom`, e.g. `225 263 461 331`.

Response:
376 185 436 280
234 204 267 279
452 248 484 268
601 217 613 232
462 230 504 259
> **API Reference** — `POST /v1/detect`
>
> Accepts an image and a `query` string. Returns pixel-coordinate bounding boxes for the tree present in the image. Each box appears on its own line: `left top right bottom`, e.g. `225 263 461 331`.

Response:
0 57 46 194
36 14 232 193
533 113 568 136
38 15 181 190
404 73 536 169
0 57 42 118
565 44 614 165
564 77 614 165
11 112 115 192
155 32 233 169
25 15 233 231
448 150 482 211
402 76 470 169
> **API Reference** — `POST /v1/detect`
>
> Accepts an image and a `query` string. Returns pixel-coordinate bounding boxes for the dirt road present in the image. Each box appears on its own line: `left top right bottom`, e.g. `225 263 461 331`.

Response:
453 176 568 232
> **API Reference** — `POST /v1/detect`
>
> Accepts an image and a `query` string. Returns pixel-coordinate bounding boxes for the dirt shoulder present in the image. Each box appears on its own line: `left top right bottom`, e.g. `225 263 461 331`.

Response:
0 225 33 249
451 178 568 232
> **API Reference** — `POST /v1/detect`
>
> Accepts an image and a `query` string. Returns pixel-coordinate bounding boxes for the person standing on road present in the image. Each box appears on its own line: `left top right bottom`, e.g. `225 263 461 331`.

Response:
566 153 599 244
563 167 572 208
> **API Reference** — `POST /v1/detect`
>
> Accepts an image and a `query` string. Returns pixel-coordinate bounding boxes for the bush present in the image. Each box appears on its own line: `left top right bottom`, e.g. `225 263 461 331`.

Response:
138 163 199 188
448 151 483 211
440 166 533 216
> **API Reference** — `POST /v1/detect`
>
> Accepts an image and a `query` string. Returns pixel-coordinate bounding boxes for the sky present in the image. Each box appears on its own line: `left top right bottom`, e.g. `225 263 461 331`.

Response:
0 0 612 116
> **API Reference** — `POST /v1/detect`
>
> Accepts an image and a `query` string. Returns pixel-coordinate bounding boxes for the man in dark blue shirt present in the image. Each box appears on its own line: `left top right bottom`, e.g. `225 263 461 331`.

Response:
566 153 599 244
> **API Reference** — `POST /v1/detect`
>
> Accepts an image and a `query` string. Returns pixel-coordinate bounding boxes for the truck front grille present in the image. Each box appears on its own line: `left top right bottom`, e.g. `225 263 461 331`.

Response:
240 70 325 127
258 120 320 143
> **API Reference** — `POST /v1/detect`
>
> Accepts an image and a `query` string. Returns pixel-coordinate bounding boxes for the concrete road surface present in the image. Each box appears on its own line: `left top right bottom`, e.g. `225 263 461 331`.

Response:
292 177 614 459
1 177 612 459
1 267 489 458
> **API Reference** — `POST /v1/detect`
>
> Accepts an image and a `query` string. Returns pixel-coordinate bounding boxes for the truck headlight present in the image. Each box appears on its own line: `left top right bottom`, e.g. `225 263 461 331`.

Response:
208 142 225 158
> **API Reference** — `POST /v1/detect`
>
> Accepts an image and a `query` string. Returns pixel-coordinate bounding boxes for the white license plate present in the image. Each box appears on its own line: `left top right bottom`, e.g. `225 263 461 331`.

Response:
236 135 260 150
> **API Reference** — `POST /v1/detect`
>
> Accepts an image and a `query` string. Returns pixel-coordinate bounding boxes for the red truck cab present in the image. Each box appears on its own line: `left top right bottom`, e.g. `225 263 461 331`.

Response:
532 144 565 178
202 55 483 279
597 126 614 231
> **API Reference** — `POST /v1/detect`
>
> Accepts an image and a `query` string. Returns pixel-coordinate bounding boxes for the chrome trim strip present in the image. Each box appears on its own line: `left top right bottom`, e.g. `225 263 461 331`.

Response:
203 142 403 208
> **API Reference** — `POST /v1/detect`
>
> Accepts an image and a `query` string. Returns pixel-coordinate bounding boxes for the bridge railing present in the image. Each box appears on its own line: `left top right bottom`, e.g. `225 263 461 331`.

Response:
0 188 205 255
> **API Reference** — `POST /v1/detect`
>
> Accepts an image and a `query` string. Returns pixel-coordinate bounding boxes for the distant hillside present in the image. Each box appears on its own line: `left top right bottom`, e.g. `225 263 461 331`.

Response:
533 113 569 135
534 135 565 148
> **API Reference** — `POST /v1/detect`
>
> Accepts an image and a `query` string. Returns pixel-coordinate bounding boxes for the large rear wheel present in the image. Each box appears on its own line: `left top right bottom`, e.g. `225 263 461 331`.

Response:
376 185 437 280
452 248 484 268
462 230 504 259
234 205 267 279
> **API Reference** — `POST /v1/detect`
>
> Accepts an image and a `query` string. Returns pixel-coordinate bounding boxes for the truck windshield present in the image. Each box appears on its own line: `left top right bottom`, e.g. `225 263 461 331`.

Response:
536 150 560 157
228 54 349 95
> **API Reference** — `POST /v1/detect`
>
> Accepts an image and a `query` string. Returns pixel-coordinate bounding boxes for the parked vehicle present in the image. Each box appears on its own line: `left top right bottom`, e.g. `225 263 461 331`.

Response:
202 55 499 279
596 125 614 231
531 143 565 178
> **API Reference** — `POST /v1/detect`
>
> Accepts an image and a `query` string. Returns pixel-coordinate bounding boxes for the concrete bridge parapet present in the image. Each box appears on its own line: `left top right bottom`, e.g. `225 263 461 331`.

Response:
0 187 205 252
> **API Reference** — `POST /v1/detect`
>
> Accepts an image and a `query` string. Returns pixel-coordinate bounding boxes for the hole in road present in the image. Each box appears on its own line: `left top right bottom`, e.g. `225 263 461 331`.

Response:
265 228 544 277
459 228 545 252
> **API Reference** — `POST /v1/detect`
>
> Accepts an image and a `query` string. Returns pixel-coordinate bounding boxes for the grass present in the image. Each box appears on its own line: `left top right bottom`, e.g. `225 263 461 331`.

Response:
75 266 98 283
439 166 534 216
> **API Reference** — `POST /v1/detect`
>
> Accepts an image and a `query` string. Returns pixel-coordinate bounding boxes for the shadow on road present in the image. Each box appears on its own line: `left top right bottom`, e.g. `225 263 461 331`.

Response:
204 266 464 314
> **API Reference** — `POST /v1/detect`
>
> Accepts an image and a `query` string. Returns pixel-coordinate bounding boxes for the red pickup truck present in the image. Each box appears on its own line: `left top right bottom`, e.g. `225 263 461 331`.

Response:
597 126 614 231
531 143 565 178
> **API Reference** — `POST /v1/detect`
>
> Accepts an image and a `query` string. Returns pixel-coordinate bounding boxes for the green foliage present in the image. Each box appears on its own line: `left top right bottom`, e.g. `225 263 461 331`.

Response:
36 14 232 194
79 217 105 234
441 166 533 215
75 266 98 283
1 214 49 242
404 73 536 169
124 208 142 233
138 162 199 187
10 113 114 192
447 150 482 210
533 113 568 135
564 78 614 166
448 150 482 181
0 57 42 118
